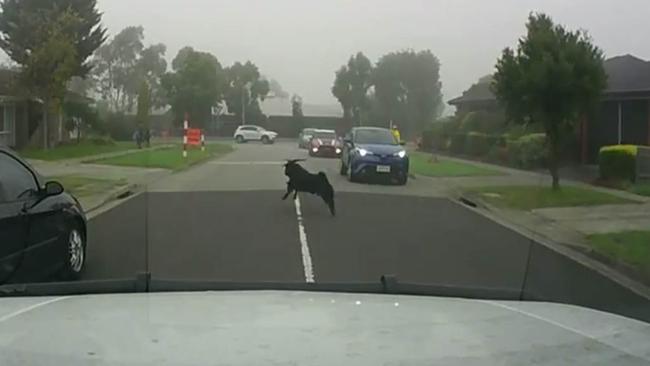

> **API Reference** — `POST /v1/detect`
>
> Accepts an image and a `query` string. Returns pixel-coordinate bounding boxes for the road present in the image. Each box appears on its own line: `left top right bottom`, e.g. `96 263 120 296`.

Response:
83 140 532 289
80 141 650 323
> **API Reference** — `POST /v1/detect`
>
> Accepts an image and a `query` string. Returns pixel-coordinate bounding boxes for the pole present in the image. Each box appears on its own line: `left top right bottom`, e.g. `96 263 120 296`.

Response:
241 86 246 125
183 112 189 158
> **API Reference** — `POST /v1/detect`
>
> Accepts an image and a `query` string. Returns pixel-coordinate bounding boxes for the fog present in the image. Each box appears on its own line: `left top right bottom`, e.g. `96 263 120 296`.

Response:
96 0 650 110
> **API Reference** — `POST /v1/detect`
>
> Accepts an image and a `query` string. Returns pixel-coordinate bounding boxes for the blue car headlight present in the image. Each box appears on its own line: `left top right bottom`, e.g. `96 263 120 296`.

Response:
356 148 371 157
393 150 407 158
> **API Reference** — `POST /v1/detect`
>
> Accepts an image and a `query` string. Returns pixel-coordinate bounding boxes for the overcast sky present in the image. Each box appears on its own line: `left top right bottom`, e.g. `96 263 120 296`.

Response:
96 0 650 110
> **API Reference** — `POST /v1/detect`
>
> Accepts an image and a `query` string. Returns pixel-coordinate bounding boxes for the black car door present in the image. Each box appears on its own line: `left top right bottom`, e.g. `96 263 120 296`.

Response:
0 151 38 283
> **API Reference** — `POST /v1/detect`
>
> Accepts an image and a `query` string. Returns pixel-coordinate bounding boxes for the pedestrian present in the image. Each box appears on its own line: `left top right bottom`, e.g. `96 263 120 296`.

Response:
391 124 401 144
133 129 142 149
144 128 151 148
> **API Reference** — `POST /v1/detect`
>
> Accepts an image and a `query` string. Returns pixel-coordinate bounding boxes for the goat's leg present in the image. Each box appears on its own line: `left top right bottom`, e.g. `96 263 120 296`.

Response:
282 182 294 200
293 190 299 200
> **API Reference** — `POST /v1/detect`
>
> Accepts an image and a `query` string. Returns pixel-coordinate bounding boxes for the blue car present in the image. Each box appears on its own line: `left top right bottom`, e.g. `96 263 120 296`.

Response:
339 127 409 185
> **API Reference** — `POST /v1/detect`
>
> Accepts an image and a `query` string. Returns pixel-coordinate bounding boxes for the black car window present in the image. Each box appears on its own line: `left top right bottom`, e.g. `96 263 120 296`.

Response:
0 152 38 203
313 132 336 139
354 129 398 145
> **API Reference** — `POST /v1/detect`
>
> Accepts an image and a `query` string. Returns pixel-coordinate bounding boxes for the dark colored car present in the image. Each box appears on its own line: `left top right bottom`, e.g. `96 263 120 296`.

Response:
0 146 87 284
308 130 342 158
339 127 409 185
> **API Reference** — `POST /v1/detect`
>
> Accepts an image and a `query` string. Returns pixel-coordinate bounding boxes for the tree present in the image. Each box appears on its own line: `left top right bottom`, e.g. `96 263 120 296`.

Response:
136 80 151 129
373 50 443 138
93 26 145 112
331 65 353 121
161 47 225 128
269 78 289 99
331 52 372 126
224 61 269 123
492 13 606 189
0 0 106 77
291 94 304 134
0 0 106 148
136 43 167 108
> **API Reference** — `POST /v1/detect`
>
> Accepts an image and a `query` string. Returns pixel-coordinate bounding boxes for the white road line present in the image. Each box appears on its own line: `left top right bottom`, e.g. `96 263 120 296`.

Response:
207 161 284 165
0 297 69 323
294 197 315 283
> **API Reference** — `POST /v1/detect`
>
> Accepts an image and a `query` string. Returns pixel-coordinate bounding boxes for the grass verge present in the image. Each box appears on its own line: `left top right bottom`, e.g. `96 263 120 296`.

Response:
587 231 650 276
20 141 134 161
410 152 502 177
89 143 233 171
629 182 650 197
49 175 128 198
470 185 635 210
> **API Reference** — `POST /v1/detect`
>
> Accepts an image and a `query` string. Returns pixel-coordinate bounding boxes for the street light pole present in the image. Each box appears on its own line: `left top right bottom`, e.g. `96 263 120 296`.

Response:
241 82 252 125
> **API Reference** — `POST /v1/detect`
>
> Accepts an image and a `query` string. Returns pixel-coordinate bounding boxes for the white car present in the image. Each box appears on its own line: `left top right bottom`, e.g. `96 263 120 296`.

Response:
233 125 278 144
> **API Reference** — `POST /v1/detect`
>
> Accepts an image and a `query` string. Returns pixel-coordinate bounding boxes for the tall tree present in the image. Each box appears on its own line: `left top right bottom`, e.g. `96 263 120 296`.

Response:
161 47 225 128
347 52 373 125
493 13 606 189
0 0 106 148
0 0 106 77
92 26 145 111
135 80 151 129
136 43 167 108
373 50 443 138
224 61 269 123
331 65 353 121
331 52 372 126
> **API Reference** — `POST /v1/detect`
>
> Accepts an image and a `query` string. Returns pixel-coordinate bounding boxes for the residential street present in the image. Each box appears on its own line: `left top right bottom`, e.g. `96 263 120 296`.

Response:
82 141 650 322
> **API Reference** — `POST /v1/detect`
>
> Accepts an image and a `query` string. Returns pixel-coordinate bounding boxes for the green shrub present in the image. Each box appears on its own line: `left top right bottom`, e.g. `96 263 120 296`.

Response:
449 133 467 154
487 145 509 164
508 133 547 169
459 112 481 132
464 132 491 156
599 145 638 182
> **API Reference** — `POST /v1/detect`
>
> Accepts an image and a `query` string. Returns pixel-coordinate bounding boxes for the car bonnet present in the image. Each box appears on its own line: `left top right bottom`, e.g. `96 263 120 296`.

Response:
0 291 648 365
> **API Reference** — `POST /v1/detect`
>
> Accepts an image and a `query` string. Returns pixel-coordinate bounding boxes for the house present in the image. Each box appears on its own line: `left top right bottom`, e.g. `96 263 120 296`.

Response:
448 55 650 163
0 69 94 150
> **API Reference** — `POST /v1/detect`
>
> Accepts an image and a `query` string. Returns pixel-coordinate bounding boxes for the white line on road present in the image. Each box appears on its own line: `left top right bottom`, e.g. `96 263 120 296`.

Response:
207 161 284 165
294 197 315 283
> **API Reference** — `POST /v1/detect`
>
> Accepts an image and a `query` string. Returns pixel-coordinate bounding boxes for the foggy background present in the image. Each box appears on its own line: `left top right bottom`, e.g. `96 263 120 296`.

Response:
74 0 650 112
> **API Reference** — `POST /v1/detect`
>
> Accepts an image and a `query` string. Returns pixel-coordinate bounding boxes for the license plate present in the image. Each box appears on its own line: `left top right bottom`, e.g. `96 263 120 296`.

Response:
376 165 391 173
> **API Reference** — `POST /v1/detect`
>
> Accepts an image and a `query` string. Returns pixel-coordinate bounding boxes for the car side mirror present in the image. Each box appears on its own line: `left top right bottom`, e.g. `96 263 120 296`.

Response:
343 138 353 145
44 181 64 196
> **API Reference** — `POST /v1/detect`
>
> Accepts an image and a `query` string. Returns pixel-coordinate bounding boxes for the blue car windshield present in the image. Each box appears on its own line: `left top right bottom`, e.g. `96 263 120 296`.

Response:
354 130 397 145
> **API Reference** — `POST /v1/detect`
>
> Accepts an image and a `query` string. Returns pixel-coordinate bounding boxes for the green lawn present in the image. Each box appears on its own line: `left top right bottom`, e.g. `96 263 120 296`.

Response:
587 231 650 275
471 185 634 210
90 143 233 171
629 183 650 197
410 152 502 177
20 141 134 161
49 175 128 198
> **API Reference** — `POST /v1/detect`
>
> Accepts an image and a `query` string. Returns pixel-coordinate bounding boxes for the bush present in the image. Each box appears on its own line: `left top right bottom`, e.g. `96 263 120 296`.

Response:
464 132 491 156
487 145 510 164
508 133 547 169
449 133 467 154
599 145 638 182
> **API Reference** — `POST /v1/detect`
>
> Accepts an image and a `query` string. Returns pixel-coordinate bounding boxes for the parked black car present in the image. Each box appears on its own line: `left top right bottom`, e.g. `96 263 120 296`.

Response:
0 146 87 284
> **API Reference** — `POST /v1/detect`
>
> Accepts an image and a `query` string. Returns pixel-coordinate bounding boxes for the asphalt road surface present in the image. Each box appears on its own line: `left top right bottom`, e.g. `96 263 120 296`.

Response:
81 141 650 322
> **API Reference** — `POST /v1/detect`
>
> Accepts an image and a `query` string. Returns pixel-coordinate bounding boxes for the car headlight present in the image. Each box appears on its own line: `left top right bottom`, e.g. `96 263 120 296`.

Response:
335 148 341 154
357 148 370 157
312 147 318 152
394 150 407 158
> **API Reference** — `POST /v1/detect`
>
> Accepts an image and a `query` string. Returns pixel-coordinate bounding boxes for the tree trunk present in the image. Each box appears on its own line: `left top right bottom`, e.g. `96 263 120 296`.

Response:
42 101 49 150
548 138 561 190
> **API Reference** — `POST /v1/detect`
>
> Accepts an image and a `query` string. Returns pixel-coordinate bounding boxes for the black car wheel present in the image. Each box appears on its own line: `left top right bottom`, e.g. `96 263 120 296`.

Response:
60 223 86 280
261 136 270 144
235 135 245 143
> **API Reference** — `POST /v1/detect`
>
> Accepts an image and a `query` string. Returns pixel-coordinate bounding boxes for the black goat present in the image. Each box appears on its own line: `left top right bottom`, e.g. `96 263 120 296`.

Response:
282 159 336 216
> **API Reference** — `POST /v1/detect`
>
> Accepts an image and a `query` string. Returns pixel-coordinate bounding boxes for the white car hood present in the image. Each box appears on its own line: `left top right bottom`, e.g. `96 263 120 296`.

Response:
0 291 648 365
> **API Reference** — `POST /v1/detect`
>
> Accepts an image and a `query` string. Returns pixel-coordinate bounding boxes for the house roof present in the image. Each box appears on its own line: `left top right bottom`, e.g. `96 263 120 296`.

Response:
449 55 650 106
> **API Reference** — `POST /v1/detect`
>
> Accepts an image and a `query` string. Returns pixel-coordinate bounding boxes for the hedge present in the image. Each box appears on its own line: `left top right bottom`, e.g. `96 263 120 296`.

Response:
465 132 491 156
599 145 638 182
449 133 466 154
508 133 547 169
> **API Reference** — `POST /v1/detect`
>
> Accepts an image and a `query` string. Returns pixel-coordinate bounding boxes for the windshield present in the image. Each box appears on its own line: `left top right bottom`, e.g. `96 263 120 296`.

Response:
313 131 336 139
354 129 397 145
1 1 649 361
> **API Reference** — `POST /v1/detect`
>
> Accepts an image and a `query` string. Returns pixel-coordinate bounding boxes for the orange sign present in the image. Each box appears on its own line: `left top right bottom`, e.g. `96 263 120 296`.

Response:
186 128 202 146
